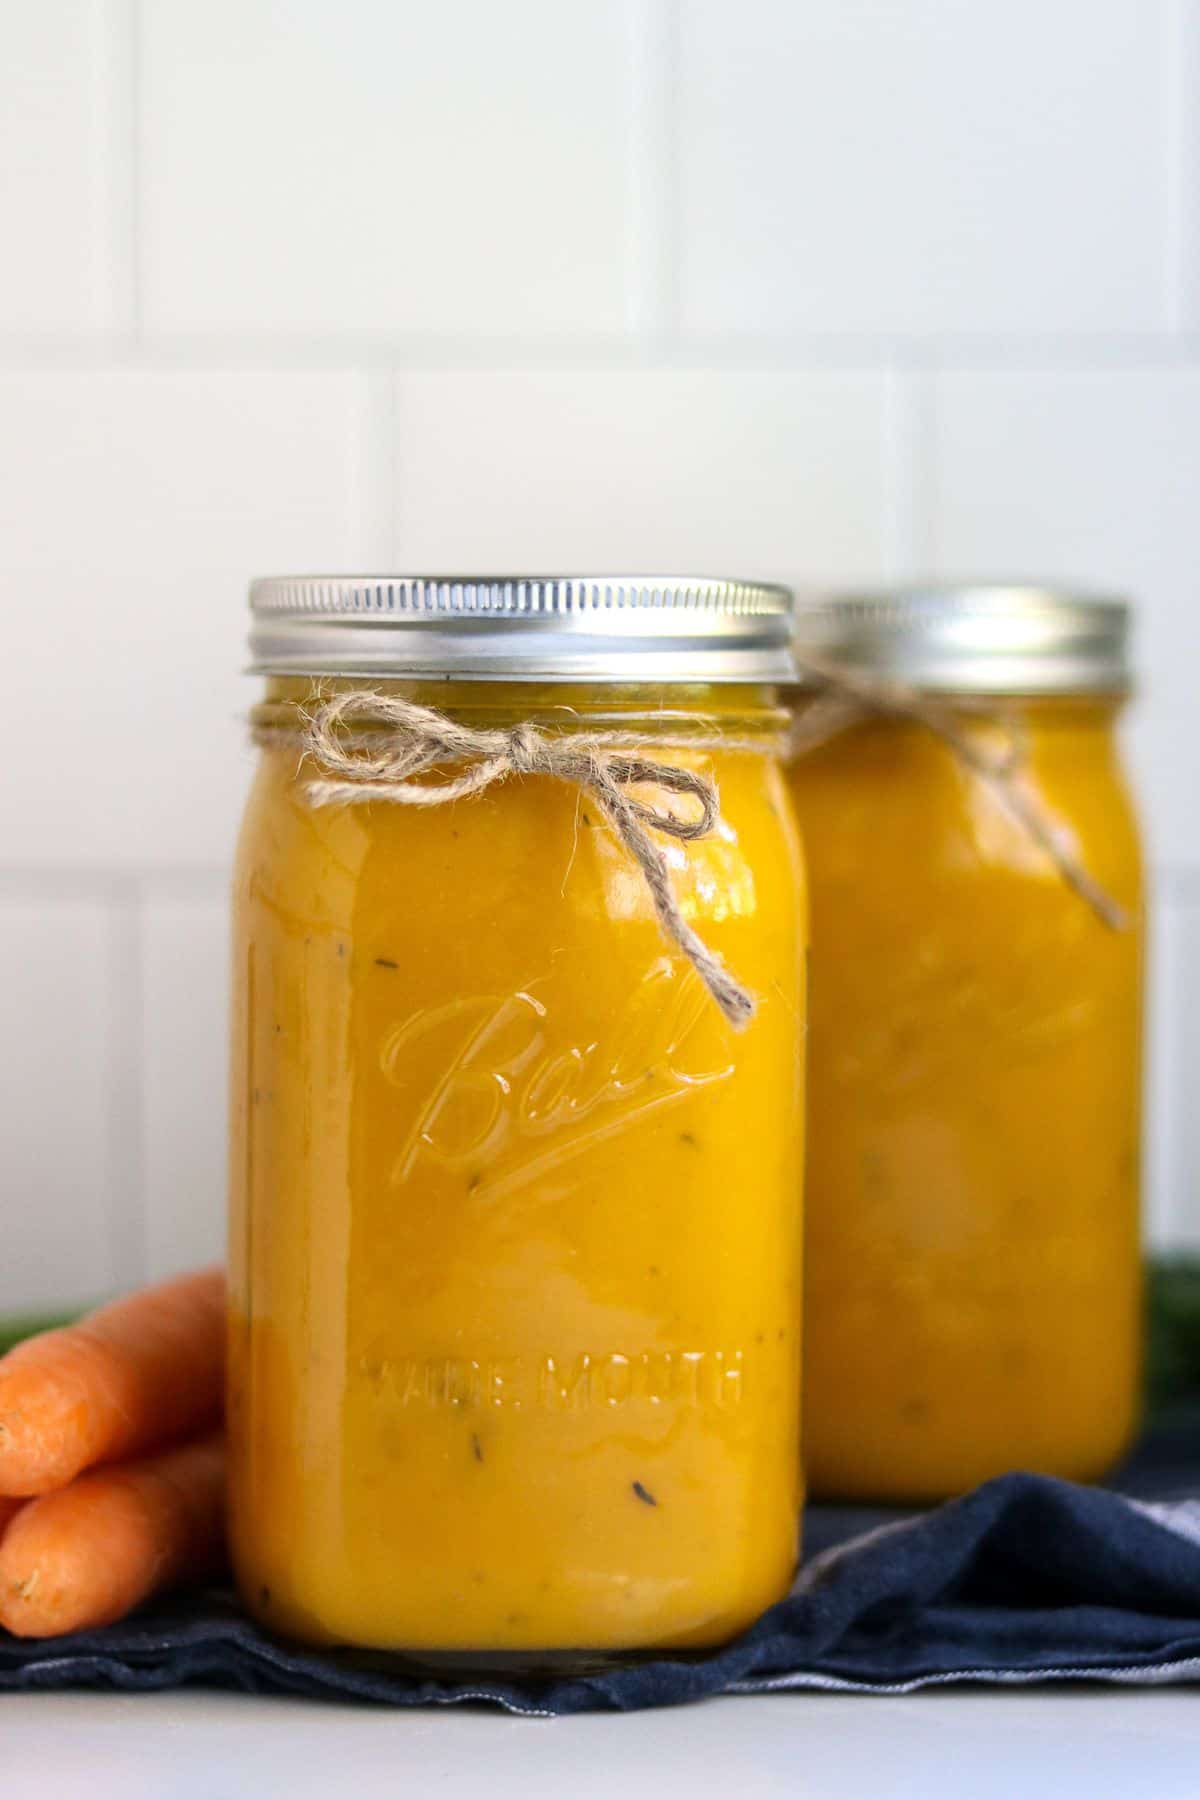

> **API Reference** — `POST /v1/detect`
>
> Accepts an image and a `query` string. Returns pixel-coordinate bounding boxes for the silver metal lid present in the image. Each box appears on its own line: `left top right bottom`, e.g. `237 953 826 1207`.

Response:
792 584 1132 695
249 575 795 684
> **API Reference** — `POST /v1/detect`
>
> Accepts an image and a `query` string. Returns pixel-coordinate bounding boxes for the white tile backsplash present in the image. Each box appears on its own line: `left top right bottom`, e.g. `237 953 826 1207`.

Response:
392 369 891 576
0 370 373 871
677 0 1169 338
139 0 634 339
0 1 127 334
141 893 227 1281
0 1 1196 1290
928 369 1200 874
0 900 117 1309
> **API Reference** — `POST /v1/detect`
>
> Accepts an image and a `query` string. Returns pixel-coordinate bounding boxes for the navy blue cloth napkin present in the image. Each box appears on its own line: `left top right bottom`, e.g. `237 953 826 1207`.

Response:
5 1467 1200 1714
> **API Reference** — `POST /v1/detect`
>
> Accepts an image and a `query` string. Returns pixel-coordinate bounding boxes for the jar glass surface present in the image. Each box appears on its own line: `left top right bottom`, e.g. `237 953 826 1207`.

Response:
228 678 806 1659
789 696 1143 1502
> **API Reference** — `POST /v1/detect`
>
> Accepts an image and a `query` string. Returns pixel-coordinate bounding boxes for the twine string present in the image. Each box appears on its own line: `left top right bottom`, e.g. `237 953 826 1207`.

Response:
289 690 759 1028
791 653 1127 931
252 658 1127 1040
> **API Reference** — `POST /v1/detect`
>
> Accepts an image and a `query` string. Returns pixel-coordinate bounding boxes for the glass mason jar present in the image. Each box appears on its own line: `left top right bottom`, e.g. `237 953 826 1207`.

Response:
787 587 1144 1502
229 576 806 1664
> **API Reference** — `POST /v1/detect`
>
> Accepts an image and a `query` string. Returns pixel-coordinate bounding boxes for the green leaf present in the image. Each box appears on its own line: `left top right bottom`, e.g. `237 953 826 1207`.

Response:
1146 1256 1200 1420
0 1312 80 1359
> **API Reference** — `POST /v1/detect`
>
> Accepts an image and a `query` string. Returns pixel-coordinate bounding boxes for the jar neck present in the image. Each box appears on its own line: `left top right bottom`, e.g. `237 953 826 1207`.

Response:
261 675 787 737
791 686 1126 728
940 693 1127 721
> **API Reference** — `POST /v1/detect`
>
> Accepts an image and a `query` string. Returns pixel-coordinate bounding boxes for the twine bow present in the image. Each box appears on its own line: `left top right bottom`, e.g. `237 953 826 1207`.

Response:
299 690 757 1028
791 654 1128 931
256 660 1125 1037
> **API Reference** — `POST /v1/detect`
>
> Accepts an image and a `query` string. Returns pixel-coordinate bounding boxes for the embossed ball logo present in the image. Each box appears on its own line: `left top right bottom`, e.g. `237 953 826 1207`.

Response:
379 960 736 1198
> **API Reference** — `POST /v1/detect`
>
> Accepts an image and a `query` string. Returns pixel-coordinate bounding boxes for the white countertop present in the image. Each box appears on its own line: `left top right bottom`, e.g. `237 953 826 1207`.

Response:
5 1689 1199 1799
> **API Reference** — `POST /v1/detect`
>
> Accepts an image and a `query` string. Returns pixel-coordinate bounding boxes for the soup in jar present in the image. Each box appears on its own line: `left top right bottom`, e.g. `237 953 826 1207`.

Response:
228 577 807 1661
788 587 1143 1501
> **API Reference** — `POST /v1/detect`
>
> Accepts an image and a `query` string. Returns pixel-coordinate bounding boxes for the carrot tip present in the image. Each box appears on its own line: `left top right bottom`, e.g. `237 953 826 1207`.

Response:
0 1267 226 1495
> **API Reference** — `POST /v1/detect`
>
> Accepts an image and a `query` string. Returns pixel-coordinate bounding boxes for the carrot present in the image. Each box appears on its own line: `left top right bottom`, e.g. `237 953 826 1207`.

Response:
0 1497 22 1538
0 1432 225 1637
0 1268 225 1497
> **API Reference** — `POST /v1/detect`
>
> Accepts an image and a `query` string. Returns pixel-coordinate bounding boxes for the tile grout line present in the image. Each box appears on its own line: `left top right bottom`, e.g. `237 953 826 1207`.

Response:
372 367 401 567
1163 0 1189 336
7 332 1200 376
917 369 939 573
623 0 680 349
104 881 147 1291
881 369 916 579
97 0 141 345
892 366 937 577
387 367 401 565
128 0 144 344
880 368 903 579
388 371 405 567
